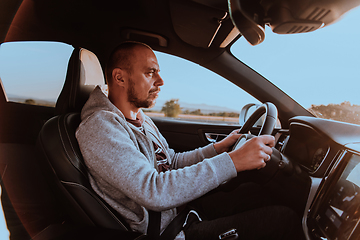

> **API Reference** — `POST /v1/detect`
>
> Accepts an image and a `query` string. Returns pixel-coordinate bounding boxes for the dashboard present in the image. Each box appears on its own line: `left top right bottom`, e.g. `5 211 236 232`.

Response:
282 122 335 176
279 116 360 240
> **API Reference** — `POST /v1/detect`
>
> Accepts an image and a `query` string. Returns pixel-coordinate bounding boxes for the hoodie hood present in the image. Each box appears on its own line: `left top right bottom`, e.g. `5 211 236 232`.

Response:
81 85 146 124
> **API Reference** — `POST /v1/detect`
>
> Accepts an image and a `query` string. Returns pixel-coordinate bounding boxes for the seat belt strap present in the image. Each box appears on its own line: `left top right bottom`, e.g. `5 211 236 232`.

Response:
148 208 191 240
148 210 161 239
158 207 190 240
144 127 189 240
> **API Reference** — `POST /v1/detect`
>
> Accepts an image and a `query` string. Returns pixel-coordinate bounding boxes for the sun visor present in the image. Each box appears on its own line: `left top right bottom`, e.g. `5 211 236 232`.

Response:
170 0 230 48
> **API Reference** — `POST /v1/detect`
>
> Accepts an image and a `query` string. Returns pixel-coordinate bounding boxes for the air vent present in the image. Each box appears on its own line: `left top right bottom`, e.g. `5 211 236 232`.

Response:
273 21 322 34
287 25 317 34
307 8 331 21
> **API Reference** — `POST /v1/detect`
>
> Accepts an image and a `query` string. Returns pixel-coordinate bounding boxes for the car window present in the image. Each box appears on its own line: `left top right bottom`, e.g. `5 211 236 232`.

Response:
0 42 260 125
231 7 360 125
147 51 260 125
0 42 74 107
0 186 9 240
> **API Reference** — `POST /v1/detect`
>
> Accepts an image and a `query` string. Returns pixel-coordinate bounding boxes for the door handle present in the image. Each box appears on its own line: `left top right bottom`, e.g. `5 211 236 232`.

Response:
205 133 227 143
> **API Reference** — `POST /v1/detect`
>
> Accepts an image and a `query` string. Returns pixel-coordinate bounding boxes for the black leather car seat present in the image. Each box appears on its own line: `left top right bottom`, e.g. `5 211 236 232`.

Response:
37 47 144 239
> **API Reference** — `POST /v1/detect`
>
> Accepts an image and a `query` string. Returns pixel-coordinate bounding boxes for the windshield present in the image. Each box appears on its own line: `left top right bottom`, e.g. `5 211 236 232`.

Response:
231 7 360 124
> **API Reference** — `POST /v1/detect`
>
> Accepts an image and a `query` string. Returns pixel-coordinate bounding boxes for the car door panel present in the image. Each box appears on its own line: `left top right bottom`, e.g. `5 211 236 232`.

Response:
151 117 240 152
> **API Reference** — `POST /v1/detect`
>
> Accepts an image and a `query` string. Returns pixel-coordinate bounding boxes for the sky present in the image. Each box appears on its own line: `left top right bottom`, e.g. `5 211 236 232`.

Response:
153 51 260 112
1 6 360 112
0 42 73 101
0 187 8 239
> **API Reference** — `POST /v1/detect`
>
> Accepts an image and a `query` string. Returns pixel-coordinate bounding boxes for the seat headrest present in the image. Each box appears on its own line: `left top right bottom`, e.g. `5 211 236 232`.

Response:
55 47 107 114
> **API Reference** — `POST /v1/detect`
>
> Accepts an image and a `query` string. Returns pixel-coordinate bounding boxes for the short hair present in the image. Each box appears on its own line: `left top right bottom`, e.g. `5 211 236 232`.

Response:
105 41 152 84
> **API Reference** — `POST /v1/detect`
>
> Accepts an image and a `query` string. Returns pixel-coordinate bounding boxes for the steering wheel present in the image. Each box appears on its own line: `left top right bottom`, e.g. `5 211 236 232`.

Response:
221 102 293 191
232 102 277 152
239 102 277 136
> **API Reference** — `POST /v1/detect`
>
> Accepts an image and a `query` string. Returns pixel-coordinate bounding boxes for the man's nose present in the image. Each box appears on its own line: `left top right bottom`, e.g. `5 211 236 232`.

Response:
155 73 164 86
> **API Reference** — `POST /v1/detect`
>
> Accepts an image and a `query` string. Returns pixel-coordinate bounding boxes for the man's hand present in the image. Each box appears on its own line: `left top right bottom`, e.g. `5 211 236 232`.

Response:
228 135 275 172
213 129 242 154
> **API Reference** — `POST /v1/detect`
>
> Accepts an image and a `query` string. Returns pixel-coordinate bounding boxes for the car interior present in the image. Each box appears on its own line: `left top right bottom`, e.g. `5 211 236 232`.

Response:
1 0 360 239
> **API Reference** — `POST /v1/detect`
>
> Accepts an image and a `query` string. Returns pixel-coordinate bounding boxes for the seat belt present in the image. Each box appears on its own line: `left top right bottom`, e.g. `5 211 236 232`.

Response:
148 207 190 240
148 210 161 239
158 207 189 240
144 128 189 240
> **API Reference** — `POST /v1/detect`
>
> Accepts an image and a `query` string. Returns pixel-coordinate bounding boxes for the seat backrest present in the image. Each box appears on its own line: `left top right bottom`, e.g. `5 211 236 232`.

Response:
55 47 108 114
39 113 129 231
37 47 130 231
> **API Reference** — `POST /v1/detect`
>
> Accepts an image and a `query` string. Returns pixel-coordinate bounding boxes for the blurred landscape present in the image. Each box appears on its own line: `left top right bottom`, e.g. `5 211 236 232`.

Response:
8 95 360 126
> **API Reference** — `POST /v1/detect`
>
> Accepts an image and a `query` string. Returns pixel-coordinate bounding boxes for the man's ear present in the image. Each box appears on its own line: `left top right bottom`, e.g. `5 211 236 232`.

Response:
112 68 126 86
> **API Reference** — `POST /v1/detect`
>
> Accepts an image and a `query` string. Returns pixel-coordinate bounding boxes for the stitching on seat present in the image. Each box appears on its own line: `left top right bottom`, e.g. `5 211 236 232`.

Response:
61 180 128 231
134 235 147 240
63 113 88 174
57 115 88 178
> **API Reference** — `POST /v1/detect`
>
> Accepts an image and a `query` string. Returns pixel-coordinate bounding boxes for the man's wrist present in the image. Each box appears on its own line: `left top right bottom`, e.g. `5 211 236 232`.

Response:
213 142 226 154
213 143 219 154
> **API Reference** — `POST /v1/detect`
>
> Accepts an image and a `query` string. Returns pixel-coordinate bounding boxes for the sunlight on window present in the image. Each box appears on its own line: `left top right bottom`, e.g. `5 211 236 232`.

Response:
147 51 260 124
0 42 73 107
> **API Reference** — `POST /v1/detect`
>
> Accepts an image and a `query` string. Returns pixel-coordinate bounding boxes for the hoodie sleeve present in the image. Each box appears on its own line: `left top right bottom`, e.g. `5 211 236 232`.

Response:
76 111 237 212
143 115 219 169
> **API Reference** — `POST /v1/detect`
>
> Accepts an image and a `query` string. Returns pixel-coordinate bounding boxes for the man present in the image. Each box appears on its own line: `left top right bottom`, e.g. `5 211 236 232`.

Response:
76 42 301 239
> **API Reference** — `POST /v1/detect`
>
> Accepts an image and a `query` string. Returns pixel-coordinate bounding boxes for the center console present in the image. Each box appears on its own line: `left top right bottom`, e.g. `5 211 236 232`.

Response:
307 152 360 240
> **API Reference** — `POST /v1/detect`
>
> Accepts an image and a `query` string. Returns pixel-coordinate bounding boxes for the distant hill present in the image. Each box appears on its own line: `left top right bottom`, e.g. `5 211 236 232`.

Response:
6 94 239 113
152 100 239 114
6 94 56 107
309 101 360 125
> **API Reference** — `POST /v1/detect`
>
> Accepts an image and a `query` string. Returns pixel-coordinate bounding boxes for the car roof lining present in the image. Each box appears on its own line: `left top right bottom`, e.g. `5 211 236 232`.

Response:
0 0 22 41
3 0 237 65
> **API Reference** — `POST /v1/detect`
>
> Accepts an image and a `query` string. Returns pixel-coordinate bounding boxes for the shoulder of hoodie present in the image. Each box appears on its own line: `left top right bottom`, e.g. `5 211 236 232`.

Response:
79 86 159 134
81 109 127 127
79 86 128 129
140 111 160 133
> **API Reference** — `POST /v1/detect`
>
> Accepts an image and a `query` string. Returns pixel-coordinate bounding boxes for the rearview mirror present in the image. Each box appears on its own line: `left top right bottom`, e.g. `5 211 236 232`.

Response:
228 0 360 45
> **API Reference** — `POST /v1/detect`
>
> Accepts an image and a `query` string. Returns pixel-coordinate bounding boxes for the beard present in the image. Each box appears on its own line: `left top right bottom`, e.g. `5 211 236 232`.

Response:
127 77 159 109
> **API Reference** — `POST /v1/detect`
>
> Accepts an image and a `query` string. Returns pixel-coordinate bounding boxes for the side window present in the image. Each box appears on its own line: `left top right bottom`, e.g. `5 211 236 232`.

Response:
0 42 74 107
146 51 260 125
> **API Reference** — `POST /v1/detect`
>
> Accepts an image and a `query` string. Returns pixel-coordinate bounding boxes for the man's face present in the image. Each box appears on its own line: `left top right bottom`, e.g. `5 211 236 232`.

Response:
125 47 164 109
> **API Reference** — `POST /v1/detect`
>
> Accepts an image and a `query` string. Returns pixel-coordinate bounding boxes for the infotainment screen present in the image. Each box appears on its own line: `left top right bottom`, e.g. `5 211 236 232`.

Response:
315 154 360 239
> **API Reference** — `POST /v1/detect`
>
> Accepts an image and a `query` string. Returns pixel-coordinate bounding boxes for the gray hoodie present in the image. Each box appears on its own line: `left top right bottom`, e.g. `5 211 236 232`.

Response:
76 86 237 235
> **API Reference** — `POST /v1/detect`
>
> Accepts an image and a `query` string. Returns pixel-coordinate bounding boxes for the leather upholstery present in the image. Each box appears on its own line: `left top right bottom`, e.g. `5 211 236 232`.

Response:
39 113 129 231
55 47 106 115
